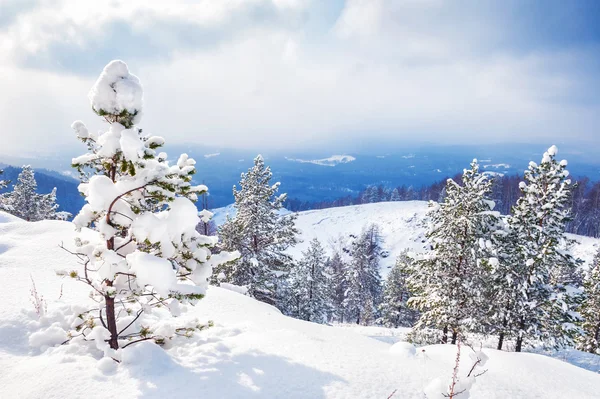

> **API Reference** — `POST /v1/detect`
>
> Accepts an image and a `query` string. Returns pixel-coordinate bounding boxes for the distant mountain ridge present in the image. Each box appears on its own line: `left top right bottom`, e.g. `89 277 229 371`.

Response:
2 143 599 213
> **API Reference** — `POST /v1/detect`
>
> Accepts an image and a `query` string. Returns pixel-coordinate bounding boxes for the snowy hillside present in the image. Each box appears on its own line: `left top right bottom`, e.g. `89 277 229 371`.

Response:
214 201 600 276
1 212 600 398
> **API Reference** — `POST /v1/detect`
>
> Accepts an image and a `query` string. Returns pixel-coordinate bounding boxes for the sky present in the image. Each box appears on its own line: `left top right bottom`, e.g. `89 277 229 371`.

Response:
0 0 599 155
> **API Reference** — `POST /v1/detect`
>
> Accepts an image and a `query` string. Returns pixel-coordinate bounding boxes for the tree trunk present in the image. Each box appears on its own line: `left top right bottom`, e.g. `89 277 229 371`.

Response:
497 332 505 351
515 317 525 352
515 335 523 352
497 316 508 350
105 291 119 350
442 326 448 344
451 330 458 345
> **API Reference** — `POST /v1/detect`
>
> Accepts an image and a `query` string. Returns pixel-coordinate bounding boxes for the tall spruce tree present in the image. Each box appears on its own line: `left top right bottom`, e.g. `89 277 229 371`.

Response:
490 145 582 351
378 250 419 328
287 238 331 323
577 247 600 354
407 160 499 344
217 155 298 305
66 60 237 351
343 224 382 325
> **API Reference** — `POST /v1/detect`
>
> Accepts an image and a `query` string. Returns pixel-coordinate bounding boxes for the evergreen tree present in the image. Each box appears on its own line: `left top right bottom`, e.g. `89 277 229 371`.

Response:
37 187 60 220
7 165 39 221
0 169 9 211
390 188 401 202
577 247 600 354
66 60 237 351
407 160 499 344
343 224 382 325
217 155 299 305
328 250 348 322
0 169 7 190
490 145 582 351
287 238 332 323
378 250 419 328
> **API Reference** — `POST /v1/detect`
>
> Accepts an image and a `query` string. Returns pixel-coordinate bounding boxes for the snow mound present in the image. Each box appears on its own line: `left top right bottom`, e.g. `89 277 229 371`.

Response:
389 341 417 357
0 211 21 223
285 155 356 167
88 60 143 120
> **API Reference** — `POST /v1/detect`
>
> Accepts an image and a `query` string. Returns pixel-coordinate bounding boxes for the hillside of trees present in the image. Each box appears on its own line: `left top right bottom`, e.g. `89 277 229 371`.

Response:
285 173 600 238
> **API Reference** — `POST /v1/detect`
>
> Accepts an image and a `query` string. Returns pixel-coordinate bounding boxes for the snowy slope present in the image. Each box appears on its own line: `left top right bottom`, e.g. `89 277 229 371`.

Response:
216 201 598 276
290 201 430 274
1 213 600 398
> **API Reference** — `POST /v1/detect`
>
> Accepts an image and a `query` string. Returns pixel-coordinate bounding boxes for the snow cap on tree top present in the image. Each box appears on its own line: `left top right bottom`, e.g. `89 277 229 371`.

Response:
541 145 559 163
88 60 143 127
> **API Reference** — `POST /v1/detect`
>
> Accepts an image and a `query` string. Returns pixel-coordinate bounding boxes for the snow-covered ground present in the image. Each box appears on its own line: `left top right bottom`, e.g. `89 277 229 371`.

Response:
1 212 600 398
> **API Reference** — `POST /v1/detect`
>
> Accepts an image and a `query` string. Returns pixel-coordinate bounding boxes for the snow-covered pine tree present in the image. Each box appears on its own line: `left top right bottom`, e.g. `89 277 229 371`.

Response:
36 187 61 220
328 250 348 322
287 238 331 323
0 169 9 211
216 155 298 305
0 169 7 190
407 159 499 344
390 188 401 202
577 247 600 354
378 250 419 328
67 60 237 352
6 165 39 221
196 192 217 236
490 145 582 352
343 224 382 325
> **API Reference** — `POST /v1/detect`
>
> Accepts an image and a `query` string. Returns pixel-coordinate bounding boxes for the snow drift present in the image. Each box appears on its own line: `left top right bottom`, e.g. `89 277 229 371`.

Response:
1 212 600 398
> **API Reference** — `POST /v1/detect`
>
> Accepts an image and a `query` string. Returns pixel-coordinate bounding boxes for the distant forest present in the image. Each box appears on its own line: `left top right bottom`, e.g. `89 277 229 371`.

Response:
285 174 600 238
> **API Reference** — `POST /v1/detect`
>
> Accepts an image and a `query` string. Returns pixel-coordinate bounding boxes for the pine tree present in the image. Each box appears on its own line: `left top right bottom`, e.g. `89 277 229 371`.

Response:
0 169 9 211
287 238 331 323
490 145 582 351
390 188 401 202
37 187 60 220
7 165 39 221
216 155 299 305
577 247 600 354
329 251 348 322
378 250 419 328
343 224 382 325
66 60 237 351
0 169 7 190
407 160 499 344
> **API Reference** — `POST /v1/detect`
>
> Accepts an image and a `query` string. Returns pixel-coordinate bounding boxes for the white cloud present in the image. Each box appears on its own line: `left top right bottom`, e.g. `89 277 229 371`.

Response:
0 0 598 155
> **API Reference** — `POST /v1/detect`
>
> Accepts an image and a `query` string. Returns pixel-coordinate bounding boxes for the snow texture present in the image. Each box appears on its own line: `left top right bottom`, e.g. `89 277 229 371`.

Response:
1 212 600 398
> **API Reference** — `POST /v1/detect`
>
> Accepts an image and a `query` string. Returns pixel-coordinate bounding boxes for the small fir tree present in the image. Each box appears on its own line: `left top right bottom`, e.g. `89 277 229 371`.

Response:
287 238 332 323
378 250 419 328
7 165 39 221
66 60 237 352
343 224 382 325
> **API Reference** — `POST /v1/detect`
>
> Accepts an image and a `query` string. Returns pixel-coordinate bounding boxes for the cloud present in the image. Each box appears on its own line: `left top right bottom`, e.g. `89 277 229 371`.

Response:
0 0 598 155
